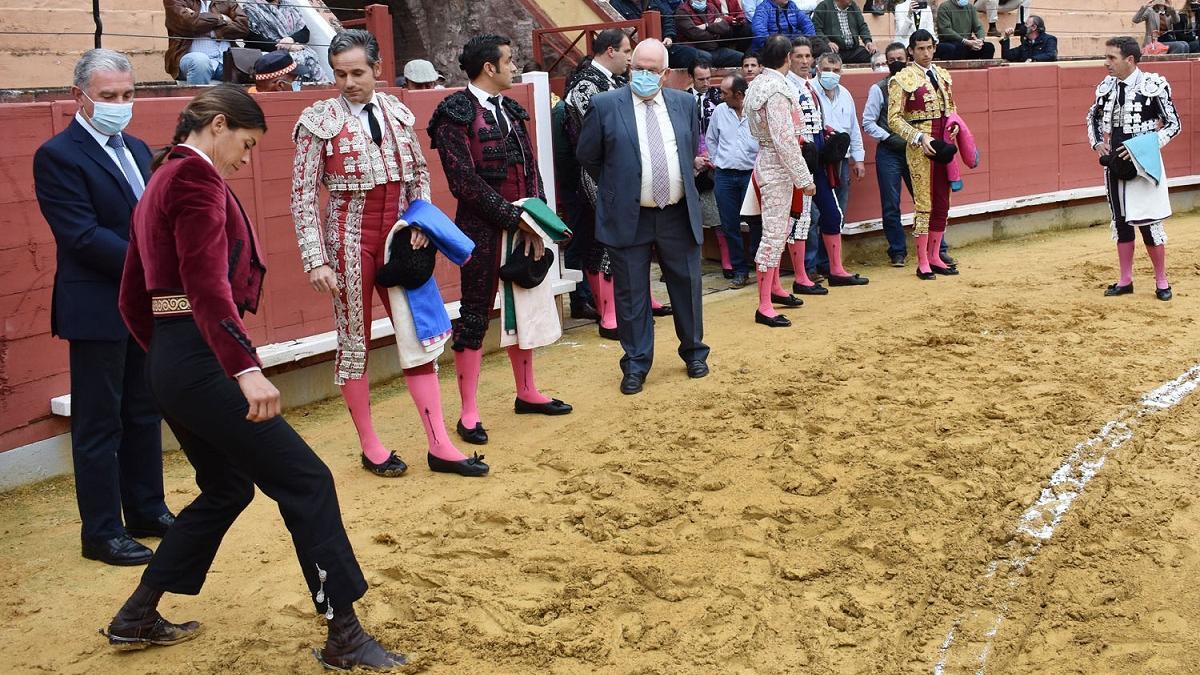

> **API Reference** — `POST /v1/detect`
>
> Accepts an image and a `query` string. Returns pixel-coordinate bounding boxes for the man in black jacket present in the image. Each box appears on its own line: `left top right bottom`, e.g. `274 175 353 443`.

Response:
1001 16 1058 62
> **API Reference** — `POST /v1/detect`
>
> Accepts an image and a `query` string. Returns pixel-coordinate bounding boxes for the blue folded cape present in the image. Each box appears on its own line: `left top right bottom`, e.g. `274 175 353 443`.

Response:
1123 133 1164 187
400 200 474 346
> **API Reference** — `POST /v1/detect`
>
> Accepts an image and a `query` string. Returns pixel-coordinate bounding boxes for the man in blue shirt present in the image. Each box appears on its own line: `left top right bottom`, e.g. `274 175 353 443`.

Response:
750 0 816 51
705 73 760 288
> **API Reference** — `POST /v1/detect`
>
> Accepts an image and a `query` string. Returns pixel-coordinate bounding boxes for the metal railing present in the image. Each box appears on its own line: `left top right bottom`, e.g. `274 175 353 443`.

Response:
532 11 663 77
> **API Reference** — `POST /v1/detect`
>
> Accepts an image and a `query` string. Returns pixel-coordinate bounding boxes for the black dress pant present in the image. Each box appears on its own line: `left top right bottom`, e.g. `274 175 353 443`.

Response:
934 40 996 60
140 318 366 614
68 338 167 542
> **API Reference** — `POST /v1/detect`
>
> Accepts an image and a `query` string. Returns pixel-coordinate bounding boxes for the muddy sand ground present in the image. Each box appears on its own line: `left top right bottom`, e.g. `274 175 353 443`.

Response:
3 218 1200 674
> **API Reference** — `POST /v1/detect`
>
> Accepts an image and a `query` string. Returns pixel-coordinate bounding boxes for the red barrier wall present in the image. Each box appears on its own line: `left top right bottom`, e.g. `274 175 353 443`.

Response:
0 84 539 452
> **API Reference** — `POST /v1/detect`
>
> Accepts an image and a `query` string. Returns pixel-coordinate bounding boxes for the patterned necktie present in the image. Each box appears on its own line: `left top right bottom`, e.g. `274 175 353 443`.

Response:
106 134 143 200
362 102 383 145
488 96 510 137
642 99 671 209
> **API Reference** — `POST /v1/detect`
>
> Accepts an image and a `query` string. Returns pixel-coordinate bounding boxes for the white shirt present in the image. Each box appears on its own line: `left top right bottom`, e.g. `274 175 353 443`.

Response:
468 82 509 132
75 111 146 191
345 92 386 141
632 90 684 208
815 84 865 162
894 1 935 46
787 70 825 124
592 60 616 85
188 0 231 60
861 81 890 142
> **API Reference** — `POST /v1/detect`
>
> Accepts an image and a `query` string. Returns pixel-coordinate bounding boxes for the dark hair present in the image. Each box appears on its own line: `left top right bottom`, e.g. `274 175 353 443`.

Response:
687 55 713 77
909 29 935 50
760 34 793 69
724 73 748 97
810 36 829 58
328 29 380 67
742 50 759 63
885 41 906 55
593 28 628 56
459 34 512 80
817 52 842 67
152 84 267 170
1106 36 1141 62
1026 15 1044 31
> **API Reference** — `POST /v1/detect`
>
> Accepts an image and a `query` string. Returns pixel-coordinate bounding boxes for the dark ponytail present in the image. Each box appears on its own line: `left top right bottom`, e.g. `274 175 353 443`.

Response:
152 84 268 171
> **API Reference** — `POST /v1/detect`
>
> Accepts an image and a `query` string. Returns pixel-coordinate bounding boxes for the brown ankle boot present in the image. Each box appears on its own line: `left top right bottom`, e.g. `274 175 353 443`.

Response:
101 583 202 650
317 607 407 670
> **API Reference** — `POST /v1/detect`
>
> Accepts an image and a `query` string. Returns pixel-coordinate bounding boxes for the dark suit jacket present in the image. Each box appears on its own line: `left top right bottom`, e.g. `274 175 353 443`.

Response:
34 118 152 341
576 86 704 248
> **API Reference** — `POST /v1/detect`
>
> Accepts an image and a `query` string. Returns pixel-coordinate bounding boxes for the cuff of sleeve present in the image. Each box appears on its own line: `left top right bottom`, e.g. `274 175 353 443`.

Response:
302 252 327 273
235 367 262 377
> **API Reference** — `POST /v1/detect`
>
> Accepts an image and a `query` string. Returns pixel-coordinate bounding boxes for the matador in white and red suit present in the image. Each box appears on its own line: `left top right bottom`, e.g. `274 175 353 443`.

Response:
291 29 488 478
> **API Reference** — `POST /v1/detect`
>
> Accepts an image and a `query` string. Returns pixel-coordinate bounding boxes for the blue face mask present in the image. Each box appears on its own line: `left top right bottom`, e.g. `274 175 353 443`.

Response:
691 0 707 9
291 80 302 92
818 72 841 90
83 92 133 135
956 0 968 6
630 69 663 98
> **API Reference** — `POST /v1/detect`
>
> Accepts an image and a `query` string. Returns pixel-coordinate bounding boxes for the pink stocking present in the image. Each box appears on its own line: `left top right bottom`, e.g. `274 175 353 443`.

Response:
716 232 733 271
509 346 551 404
1145 243 1169 289
915 233 932 274
650 292 665 311
757 271 777 316
929 230 946 267
340 377 389 464
822 233 849 277
788 241 813 286
454 347 483 429
770 267 787 296
404 364 467 462
596 274 617 330
1117 241 1135 286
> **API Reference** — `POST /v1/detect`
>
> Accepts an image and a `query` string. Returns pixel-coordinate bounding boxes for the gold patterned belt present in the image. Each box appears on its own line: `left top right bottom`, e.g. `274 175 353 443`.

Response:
151 294 192 317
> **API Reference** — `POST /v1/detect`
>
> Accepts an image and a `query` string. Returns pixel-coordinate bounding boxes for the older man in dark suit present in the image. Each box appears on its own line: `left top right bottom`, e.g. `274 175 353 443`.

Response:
577 38 711 395
34 49 173 566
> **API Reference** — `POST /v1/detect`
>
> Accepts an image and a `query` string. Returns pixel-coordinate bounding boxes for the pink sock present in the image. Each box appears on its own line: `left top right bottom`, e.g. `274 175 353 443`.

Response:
716 232 733 271
757 271 777 316
929 231 946 267
597 275 617 329
770 267 787 296
788 242 813 286
822 233 849 277
650 293 665 311
340 377 390 463
1146 243 1169 289
584 270 601 313
454 347 483 429
1117 241 1135 286
404 364 467 462
915 234 932 273
508 346 552 404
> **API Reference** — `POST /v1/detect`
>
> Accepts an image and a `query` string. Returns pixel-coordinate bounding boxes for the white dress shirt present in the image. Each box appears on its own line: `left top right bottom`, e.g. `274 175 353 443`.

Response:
75 111 146 191
468 82 509 132
345 92 386 141
592 60 616 85
861 82 890 142
188 0 231 60
815 84 865 162
632 90 684 208
894 0 935 46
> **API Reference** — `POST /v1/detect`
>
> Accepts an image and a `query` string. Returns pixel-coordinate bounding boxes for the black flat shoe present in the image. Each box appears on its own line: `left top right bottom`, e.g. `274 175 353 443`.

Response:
827 273 869 286
793 281 829 295
82 535 153 566
652 304 673 317
361 452 408 477
514 397 573 415
1104 282 1133 296
916 270 936 280
890 254 906 267
620 372 645 395
1156 286 1173 301
101 616 202 650
456 419 488 445
570 304 600 321
755 311 791 327
686 360 709 378
598 325 619 340
722 268 735 279
428 452 489 477
770 293 803 307
126 512 176 539
940 254 957 267
930 264 959 276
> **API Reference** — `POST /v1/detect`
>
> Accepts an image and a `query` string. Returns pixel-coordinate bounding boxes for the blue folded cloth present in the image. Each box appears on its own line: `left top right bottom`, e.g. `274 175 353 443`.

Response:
1123 133 1164 186
399 200 474 346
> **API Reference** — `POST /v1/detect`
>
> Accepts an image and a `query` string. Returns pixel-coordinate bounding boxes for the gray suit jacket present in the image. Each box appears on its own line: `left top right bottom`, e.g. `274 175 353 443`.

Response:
576 86 703 248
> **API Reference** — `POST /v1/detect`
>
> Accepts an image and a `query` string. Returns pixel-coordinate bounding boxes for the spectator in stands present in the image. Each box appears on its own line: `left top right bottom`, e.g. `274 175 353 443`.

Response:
706 73 760 289
810 0 877 64
1167 0 1200 52
711 0 756 51
750 0 816 51
678 0 746 66
1135 1 1190 53
973 0 1032 38
612 0 705 67
1000 14 1057 61
249 50 298 92
742 50 762 80
935 0 996 59
165 0 249 84
403 59 441 90
894 0 937 47
33 49 174 566
242 0 324 82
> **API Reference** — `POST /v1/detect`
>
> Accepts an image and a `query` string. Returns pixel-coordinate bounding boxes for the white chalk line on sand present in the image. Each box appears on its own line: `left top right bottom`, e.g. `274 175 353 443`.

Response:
933 364 1200 674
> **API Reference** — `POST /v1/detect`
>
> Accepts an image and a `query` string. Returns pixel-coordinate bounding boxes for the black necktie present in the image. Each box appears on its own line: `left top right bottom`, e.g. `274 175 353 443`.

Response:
362 102 382 146
614 74 628 87
488 96 510 137
1117 82 1127 108
927 68 940 91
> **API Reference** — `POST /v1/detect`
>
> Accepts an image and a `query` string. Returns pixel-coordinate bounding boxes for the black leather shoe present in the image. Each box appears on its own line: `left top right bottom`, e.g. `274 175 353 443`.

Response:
456 419 488 445
570 304 600 321
722 268 735 279
770 293 803 307
428 452 489 477
126 512 176 539
514 397 573 415
318 616 407 671
729 273 750 289
1104 282 1133 296
686 361 709 378
940 254 957 267
361 452 408 477
101 616 202 650
807 269 825 283
82 535 153 566
620 372 645 395
1156 286 1173 301
793 281 829 295
828 273 869 286
916 270 936 281
598 325 619 340
652 304 673 317
755 311 792 327
930 264 959 276
890 254 906 267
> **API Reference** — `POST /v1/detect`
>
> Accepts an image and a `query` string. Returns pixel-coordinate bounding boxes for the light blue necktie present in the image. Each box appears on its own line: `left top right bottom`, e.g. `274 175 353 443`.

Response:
106 134 144 200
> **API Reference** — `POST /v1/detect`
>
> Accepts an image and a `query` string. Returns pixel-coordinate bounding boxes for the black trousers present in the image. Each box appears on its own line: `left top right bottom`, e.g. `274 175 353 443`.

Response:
68 338 167 541
934 41 996 60
140 318 366 614
607 202 710 377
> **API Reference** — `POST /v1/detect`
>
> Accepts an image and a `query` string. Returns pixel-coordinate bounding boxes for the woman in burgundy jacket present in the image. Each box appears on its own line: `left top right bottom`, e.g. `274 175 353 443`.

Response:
106 85 404 671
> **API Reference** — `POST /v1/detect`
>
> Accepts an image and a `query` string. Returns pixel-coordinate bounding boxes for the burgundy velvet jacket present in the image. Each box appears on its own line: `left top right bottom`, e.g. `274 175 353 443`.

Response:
120 145 266 377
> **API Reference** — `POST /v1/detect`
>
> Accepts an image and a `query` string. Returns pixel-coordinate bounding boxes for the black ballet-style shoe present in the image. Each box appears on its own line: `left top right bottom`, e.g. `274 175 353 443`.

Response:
770 293 804 307
598 325 619 340
1156 286 1173 301
755 311 792 327
827 273 869 286
652 304 674 317
456 419 488 445
793 281 829 296
1104 282 1133 297
361 452 408 477
514 397 573 415
930 264 959 276
916 269 937 281
428 452 489 477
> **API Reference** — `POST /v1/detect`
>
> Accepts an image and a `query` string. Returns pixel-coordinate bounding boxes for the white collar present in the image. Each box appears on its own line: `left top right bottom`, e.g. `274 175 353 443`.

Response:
1119 69 1141 87
632 89 666 108
592 60 615 82
178 143 215 166
75 111 116 148
468 82 503 108
344 91 379 116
